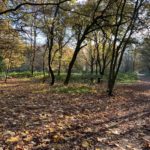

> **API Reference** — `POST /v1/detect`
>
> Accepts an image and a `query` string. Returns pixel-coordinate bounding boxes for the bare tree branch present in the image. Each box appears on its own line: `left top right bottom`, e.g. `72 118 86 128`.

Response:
0 0 70 15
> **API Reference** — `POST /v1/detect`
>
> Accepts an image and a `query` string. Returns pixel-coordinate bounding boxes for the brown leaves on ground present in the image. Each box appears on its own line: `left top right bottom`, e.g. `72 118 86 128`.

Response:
0 78 150 150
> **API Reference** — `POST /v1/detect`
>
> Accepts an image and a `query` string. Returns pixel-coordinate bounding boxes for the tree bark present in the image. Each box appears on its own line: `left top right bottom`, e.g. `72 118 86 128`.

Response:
31 25 36 76
64 43 81 85
46 4 60 85
42 47 47 83
90 56 94 83
47 37 55 85
58 43 63 76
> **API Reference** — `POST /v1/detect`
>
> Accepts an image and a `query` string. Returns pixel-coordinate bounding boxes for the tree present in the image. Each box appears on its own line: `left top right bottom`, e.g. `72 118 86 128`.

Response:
64 0 114 84
140 37 150 72
93 31 111 82
0 20 26 82
42 2 60 85
0 0 70 15
107 0 144 95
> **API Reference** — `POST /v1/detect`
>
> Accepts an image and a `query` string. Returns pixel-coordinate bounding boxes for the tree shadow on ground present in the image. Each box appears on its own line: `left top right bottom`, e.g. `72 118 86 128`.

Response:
0 79 150 149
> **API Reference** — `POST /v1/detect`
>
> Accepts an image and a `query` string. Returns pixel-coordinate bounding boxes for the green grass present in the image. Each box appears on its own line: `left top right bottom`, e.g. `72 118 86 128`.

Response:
9 71 32 77
56 73 106 83
51 84 96 94
0 71 47 78
0 71 138 84
0 71 138 95
117 72 138 83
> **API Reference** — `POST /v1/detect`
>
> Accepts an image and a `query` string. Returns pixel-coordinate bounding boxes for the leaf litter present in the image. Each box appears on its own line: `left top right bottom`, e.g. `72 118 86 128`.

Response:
0 78 149 150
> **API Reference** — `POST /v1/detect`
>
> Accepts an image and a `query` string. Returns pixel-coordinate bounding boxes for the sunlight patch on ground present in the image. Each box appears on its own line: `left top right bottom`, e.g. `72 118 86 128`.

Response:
142 90 150 97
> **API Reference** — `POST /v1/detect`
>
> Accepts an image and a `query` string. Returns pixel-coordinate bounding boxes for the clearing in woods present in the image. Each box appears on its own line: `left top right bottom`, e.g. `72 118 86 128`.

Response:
0 78 150 150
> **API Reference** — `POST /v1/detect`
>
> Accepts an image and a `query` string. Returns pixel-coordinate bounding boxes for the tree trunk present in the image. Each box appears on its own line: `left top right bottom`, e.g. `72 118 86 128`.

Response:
5 48 13 83
48 60 55 85
64 45 80 85
90 57 94 83
47 4 60 85
95 61 98 75
31 34 36 76
48 38 55 86
5 68 9 83
42 48 47 83
107 78 115 96
31 16 36 76
58 46 62 76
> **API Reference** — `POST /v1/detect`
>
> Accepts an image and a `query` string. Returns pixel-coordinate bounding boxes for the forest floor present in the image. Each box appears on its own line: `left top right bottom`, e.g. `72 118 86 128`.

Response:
0 77 150 150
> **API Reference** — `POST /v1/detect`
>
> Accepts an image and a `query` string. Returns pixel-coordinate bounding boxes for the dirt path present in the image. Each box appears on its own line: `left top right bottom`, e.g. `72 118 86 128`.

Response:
138 74 150 82
0 78 149 150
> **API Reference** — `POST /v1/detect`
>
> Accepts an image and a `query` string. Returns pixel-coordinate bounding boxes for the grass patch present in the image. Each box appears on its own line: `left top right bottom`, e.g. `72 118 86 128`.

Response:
0 71 138 84
0 71 47 78
117 72 138 83
32 89 49 94
51 84 96 94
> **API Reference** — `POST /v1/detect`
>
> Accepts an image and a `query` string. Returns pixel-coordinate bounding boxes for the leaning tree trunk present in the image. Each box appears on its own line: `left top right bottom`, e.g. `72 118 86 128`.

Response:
64 44 81 85
64 50 79 85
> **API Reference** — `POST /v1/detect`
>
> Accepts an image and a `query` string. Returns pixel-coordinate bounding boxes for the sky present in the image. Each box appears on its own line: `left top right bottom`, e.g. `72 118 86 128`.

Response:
77 0 86 3
36 0 87 45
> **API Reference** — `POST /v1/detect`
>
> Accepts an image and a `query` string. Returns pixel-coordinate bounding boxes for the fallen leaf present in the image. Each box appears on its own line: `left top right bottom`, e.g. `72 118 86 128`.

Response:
84 127 93 133
97 137 107 142
6 136 20 143
3 130 15 136
23 135 32 142
82 140 90 148
108 129 121 135
53 133 64 142
48 127 55 133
